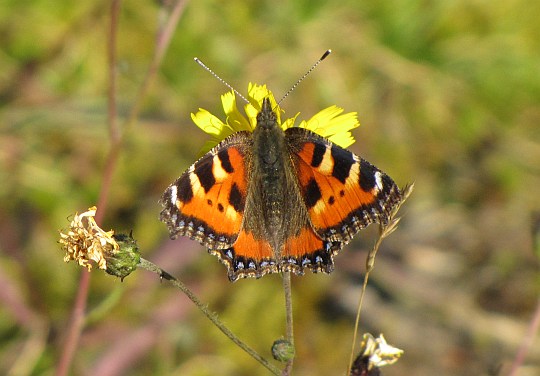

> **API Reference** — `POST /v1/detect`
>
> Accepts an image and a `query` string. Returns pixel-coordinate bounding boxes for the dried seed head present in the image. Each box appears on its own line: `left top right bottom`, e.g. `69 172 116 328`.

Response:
351 333 403 374
59 206 119 271
59 207 140 280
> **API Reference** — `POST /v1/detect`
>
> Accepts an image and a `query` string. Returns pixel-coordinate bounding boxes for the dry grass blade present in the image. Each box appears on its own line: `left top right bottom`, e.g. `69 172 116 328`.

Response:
347 183 414 374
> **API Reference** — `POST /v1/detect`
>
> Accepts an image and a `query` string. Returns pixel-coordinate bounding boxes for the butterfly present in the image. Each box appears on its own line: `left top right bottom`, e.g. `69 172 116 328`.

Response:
160 97 402 282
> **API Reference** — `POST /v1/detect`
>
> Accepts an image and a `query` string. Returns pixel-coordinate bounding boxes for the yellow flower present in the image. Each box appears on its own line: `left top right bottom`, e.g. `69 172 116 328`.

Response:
191 83 360 154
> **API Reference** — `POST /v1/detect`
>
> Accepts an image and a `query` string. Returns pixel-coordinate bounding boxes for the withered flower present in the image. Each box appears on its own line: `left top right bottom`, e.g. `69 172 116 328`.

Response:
59 206 140 280
351 333 403 375
59 206 118 271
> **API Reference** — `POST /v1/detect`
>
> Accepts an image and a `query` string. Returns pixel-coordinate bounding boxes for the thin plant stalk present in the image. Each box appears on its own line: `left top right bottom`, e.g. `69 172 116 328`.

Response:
508 213 540 374
57 2 189 375
56 266 91 376
124 0 188 134
346 224 385 375
282 271 295 375
346 184 413 375
56 3 122 375
137 258 281 375
507 297 540 375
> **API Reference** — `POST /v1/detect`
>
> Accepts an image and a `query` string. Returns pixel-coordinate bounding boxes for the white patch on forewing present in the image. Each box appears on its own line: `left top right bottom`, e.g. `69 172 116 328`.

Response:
374 171 383 192
169 185 177 205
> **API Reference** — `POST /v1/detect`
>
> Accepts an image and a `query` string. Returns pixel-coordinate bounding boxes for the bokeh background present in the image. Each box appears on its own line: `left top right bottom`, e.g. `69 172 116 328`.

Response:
1 1 539 375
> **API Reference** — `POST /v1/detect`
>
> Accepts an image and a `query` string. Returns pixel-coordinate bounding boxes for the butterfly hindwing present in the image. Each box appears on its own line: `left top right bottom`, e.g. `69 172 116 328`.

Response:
219 224 343 282
286 127 402 243
160 132 252 250
211 230 276 281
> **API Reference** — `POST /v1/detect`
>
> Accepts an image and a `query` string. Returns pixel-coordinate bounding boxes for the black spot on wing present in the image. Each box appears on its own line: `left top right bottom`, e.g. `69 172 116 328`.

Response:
311 143 326 167
218 149 234 173
176 176 193 203
359 159 377 192
194 158 215 192
331 145 354 184
304 178 322 208
229 183 245 212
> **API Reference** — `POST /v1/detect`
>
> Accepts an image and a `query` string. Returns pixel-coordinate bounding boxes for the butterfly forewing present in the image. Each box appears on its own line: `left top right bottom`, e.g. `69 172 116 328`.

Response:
160 132 252 250
286 127 402 243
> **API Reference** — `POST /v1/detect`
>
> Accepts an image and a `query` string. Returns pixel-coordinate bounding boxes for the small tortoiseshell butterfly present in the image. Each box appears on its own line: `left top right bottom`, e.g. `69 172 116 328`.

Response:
160 82 402 282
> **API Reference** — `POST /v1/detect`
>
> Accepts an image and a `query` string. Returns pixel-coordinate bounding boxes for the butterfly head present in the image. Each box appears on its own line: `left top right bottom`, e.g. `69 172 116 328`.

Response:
256 98 278 131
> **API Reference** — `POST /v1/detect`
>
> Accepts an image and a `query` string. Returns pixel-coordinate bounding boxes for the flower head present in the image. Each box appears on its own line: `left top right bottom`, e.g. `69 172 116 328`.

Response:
191 83 360 154
59 206 140 279
59 206 118 271
351 333 403 374
271 338 295 362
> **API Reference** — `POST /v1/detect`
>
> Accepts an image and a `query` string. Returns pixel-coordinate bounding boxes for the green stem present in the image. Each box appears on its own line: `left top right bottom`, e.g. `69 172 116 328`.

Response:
137 258 281 375
282 271 295 375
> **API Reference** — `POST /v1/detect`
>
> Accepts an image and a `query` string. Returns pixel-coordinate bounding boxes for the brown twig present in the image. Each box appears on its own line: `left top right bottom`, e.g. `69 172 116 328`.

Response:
56 3 123 376
56 264 92 376
347 183 414 375
124 0 189 134
507 297 540 375
507 213 540 376
57 2 189 374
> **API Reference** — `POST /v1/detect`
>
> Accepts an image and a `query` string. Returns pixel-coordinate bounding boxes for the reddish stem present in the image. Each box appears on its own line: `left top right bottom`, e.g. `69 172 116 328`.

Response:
507 297 540 376
56 1 189 374
56 271 90 376
56 2 122 375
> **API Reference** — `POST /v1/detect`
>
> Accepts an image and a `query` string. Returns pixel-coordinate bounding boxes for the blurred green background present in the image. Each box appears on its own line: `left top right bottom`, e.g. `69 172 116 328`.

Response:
1 0 539 375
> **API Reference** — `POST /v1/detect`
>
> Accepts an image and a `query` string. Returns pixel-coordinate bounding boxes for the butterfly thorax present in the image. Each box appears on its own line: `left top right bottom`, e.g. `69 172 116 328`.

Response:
244 98 310 255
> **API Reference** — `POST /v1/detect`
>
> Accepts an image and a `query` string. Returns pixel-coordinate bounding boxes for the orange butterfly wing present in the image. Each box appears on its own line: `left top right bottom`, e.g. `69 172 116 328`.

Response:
160 132 279 281
286 128 402 243
160 132 251 250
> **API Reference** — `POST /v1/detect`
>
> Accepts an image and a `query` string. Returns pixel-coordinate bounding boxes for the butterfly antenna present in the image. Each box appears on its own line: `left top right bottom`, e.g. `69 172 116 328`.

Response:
194 57 249 104
277 49 332 105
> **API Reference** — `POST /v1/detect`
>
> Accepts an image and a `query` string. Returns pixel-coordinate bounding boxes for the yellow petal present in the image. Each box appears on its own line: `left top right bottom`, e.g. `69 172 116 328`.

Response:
245 83 282 126
247 83 272 104
299 106 360 147
222 91 252 132
191 109 233 137
327 133 356 148
198 138 222 156
281 113 300 130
